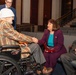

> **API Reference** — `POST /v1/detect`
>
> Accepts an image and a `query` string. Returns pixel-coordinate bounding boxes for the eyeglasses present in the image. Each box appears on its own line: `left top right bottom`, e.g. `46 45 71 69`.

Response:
6 0 12 4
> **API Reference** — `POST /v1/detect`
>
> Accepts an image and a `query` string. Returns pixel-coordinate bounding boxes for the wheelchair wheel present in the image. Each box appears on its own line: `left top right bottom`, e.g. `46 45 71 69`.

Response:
0 55 22 75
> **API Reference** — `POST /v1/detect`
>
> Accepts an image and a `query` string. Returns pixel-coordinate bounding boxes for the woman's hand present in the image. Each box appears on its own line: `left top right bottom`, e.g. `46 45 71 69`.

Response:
19 41 28 46
32 37 38 43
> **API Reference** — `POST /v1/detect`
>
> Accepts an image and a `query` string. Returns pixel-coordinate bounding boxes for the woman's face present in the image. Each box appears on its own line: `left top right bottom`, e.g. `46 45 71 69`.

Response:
6 17 14 24
47 22 53 31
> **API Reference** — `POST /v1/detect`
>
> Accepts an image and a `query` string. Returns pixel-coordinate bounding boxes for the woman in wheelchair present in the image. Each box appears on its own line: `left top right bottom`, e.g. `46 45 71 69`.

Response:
0 8 52 75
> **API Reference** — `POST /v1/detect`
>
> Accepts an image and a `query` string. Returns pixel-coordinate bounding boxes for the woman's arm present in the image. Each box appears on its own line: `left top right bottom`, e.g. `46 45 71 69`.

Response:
3 22 33 43
52 30 64 52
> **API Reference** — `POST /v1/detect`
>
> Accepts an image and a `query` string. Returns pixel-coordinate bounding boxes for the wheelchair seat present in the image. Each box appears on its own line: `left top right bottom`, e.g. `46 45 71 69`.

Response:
0 45 21 61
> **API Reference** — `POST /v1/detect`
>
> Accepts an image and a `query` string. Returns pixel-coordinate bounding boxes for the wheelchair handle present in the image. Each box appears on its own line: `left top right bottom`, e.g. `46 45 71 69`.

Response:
0 45 20 51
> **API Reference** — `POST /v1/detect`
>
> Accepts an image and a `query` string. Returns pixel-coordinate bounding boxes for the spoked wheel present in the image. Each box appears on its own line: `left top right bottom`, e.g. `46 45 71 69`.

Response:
0 55 22 75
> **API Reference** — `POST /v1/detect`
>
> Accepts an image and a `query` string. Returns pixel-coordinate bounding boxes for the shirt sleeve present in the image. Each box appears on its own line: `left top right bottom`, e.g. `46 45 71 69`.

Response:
52 30 64 52
3 22 33 43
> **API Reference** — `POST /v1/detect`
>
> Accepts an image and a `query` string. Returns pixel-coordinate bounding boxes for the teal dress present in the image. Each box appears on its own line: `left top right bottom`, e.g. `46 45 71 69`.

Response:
47 34 54 47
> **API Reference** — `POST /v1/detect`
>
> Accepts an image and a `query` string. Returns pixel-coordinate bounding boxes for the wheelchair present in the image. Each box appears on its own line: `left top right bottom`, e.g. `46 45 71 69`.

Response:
0 45 43 75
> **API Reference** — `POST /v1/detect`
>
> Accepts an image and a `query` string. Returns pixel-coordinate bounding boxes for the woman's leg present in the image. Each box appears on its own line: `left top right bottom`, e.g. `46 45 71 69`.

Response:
44 52 57 69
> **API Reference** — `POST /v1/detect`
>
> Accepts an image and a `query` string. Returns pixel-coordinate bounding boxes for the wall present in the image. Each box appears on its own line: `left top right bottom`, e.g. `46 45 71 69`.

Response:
16 0 76 25
16 0 21 24
21 0 61 24
73 0 76 9
22 0 30 23
38 0 44 25
52 0 61 20
21 0 44 25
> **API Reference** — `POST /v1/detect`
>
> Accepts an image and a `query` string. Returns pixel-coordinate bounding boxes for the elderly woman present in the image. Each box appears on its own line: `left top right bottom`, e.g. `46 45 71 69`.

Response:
33 19 67 74
0 0 16 29
0 8 46 68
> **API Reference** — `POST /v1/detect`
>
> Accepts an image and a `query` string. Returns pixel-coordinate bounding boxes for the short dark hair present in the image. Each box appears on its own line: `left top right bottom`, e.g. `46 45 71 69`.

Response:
48 19 60 31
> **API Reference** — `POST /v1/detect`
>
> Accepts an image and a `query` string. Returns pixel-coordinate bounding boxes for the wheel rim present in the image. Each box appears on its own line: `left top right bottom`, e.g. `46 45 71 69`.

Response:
0 55 21 75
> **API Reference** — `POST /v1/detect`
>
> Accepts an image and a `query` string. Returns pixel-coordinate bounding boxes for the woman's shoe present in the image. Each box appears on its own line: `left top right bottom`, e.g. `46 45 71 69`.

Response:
43 67 53 75
37 70 41 75
37 67 53 75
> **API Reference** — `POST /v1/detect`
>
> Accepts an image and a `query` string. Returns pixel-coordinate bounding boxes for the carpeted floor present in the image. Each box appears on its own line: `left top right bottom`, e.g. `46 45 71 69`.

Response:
51 62 66 75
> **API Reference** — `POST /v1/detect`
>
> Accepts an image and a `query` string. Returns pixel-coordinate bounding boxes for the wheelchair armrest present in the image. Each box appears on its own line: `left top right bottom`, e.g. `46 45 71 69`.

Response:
0 45 20 51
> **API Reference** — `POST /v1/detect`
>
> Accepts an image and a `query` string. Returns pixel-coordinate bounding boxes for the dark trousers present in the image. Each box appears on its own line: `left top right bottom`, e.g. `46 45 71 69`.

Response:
60 52 76 75
44 52 60 69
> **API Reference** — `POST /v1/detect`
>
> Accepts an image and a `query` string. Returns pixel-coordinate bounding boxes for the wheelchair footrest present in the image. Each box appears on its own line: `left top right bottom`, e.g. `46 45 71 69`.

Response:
24 70 34 75
24 66 35 75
